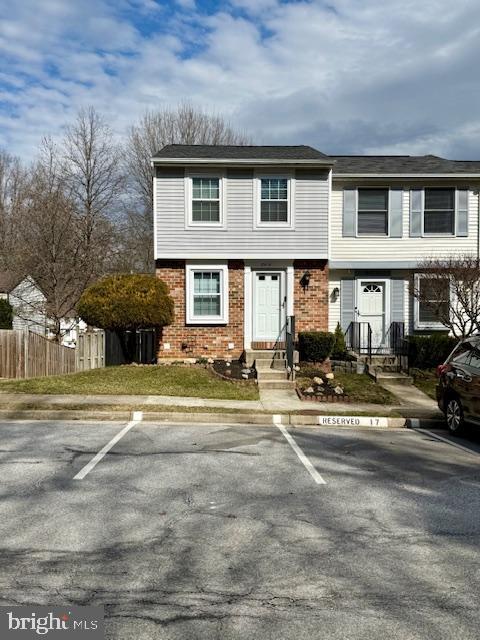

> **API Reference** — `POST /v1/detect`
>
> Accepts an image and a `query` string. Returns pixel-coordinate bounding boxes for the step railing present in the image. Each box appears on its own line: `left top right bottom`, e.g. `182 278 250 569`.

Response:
286 315 296 379
345 321 372 359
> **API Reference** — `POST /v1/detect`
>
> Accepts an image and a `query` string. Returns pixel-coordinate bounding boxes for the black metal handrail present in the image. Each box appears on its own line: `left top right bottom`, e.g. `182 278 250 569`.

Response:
286 315 296 378
345 320 406 359
345 321 372 359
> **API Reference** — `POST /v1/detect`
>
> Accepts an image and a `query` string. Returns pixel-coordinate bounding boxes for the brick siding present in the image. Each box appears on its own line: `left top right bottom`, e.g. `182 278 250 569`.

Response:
156 259 244 359
294 259 329 333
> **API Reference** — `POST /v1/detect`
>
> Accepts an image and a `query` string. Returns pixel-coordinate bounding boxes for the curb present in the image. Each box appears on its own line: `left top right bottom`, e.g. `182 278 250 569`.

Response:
0 409 445 429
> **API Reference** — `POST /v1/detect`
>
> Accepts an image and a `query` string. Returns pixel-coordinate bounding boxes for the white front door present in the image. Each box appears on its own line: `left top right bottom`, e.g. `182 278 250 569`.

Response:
254 272 284 341
357 280 387 349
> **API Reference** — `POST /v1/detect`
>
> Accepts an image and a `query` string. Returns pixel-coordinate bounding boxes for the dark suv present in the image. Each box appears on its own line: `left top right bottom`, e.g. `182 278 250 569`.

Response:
436 336 480 434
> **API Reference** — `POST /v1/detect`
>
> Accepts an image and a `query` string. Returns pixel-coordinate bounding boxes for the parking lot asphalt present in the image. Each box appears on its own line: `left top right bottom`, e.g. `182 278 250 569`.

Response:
1 419 480 640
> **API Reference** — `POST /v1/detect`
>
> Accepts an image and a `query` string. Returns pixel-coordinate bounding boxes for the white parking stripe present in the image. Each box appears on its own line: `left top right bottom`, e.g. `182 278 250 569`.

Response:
73 412 143 480
414 428 480 457
273 416 326 485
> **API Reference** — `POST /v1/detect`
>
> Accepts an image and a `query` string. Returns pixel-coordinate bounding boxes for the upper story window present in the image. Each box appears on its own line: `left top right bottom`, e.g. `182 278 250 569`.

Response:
255 174 295 229
357 188 388 235
192 178 220 223
185 172 225 229
261 178 288 223
424 188 455 235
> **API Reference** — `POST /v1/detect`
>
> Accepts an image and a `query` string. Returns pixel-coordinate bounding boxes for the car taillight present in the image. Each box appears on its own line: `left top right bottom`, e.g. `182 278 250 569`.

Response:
436 363 449 377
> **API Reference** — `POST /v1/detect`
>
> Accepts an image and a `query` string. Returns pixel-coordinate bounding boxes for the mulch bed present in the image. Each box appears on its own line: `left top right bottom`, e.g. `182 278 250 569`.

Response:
296 387 351 403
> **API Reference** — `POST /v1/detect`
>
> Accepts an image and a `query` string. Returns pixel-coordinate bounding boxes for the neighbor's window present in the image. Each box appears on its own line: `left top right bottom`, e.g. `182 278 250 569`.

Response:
191 177 220 223
260 178 289 223
186 265 228 324
357 188 388 235
416 276 450 327
424 188 455 235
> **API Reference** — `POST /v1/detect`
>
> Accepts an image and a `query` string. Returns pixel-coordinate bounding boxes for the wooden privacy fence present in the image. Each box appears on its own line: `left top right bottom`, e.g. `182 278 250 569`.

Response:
0 330 76 379
76 330 105 371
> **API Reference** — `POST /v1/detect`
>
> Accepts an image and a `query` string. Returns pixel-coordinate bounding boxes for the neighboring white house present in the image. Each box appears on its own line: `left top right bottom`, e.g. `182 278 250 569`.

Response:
0 272 48 335
0 271 87 347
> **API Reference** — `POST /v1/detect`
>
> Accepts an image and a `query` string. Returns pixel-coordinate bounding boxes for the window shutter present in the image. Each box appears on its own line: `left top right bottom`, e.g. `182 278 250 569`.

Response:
389 189 403 237
340 279 355 330
410 189 423 237
390 279 405 323
343 188 357 237
455 189 468 237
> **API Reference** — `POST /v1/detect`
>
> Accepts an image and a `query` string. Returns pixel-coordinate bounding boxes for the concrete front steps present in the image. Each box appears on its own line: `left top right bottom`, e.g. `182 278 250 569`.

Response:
246 349 294 390
356 354 413 385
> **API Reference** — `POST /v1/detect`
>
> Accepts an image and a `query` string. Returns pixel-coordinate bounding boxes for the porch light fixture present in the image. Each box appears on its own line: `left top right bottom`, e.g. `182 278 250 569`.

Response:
331 287 340 301
300 271 311 291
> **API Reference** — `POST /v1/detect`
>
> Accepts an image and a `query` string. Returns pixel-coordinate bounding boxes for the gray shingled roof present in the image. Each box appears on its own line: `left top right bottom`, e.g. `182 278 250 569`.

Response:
154 144 330 160
331 155 480 174
0 271 24 293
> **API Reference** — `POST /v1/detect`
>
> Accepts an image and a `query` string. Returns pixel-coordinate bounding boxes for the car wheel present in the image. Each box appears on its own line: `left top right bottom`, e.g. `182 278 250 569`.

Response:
445 397 465 435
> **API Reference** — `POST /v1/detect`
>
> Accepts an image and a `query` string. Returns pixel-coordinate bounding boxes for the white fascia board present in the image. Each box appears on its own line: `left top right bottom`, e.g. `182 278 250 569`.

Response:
333 173 480 179
157 253 328 260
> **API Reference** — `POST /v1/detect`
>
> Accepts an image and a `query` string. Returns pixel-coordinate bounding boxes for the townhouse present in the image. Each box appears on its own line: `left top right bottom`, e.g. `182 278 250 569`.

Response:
152 145 480 361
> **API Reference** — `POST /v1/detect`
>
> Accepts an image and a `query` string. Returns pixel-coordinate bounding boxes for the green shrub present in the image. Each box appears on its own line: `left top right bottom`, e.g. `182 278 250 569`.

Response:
331 322 347 360
0 299 13 329
298 331 335 363
407 334 457 369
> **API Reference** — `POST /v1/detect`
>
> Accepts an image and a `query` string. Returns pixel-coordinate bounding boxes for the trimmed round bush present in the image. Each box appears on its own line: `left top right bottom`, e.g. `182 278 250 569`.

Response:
78 274 174 330
298 331 335 363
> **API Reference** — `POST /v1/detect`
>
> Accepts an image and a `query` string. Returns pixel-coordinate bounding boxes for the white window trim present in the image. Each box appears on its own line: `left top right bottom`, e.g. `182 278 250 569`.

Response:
253 171 295 230
413 273 449 330
422 186 456 237
184 170 227 230
356 187 390 238
185 263 229 325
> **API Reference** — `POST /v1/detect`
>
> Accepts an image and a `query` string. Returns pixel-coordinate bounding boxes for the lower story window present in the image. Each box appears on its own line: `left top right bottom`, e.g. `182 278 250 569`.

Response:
186 264 229 324
415 275 450 329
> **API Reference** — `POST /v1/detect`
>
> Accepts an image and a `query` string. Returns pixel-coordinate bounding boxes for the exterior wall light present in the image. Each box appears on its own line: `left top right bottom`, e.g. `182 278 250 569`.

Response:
300 271 311 291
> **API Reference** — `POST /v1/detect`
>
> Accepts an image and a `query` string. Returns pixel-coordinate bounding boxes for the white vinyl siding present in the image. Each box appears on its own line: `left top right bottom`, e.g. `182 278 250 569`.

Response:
155 168 329 258
330 182 479 263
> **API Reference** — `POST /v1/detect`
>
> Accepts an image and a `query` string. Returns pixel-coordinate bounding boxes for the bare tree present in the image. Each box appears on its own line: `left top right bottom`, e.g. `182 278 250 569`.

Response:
63 106 123 273
0 149 29 269
413 255 480 338
123 103 250 271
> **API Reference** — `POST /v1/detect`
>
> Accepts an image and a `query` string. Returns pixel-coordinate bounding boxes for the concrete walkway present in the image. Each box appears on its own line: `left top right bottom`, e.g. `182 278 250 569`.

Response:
0 390 441 417
377 381 439 412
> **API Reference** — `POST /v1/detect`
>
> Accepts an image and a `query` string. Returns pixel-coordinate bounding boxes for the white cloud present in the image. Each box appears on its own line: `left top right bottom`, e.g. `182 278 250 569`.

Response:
0 0 480 159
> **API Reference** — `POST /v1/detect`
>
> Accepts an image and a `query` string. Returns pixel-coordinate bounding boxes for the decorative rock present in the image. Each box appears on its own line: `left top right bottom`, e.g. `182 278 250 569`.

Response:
242 368 251 375
334 385 344 395
207 358 214 364
224 369 232 375
304 386 314 395
313 376 323 385
294 365 300 372
326 372 335 380
225 362 231 367
241 373 249 379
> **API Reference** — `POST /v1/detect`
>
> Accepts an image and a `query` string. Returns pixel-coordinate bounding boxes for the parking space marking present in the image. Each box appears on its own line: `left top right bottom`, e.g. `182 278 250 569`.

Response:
273 415 326 485
413 428 480 457
73 411 143 480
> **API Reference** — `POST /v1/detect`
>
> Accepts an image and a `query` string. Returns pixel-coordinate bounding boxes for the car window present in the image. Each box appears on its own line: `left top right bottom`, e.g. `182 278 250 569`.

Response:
450 342 473 366
466 346 480 372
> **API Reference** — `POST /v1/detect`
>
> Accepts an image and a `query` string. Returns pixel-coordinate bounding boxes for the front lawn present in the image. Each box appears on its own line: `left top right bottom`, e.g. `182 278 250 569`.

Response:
297 368 396 405
0 365 259 400
411 368 437 400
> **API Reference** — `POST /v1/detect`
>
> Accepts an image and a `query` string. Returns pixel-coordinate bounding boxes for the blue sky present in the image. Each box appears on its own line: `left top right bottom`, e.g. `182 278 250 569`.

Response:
1 0 480 159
